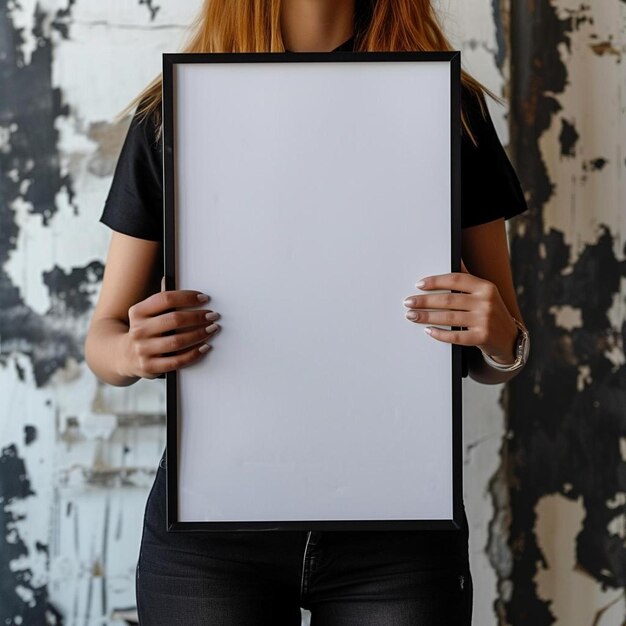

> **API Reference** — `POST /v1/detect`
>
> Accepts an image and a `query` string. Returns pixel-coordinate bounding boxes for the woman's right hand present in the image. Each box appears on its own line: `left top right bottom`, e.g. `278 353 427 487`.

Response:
121 289 220 380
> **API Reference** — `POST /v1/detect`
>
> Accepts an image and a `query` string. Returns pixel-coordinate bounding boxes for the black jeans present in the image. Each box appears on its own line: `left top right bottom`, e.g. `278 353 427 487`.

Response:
136 450 473 625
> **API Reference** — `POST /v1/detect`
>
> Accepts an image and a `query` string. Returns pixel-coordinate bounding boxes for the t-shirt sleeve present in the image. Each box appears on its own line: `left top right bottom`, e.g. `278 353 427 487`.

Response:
99 108 163 242
461 87 528 229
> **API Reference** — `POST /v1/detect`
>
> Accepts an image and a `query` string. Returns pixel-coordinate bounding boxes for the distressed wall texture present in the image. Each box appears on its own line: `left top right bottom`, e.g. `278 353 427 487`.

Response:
0 1 196 622
0 0 624 624
497 1 626 624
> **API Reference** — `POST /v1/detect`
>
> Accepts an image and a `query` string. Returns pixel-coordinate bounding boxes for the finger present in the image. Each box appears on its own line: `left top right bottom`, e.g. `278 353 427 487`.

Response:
416 272 483 294
403 293 473 311
153 309 220 334
131 289 211 319
423 326 476 345
405 309 473 327
151 323 221 356
146 341 214 376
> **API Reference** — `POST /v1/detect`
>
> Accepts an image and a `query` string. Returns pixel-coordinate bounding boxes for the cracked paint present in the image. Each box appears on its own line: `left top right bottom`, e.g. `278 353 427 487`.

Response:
534 494 626 626
0 444 60 623
1 0 178 621
496 0 626 624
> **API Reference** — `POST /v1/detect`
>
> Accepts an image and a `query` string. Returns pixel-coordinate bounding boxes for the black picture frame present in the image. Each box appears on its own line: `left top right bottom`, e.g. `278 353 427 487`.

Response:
162 50 462 532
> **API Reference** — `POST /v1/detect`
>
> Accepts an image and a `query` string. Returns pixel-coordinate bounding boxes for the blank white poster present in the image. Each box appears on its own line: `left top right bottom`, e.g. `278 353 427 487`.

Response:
172 58 455 523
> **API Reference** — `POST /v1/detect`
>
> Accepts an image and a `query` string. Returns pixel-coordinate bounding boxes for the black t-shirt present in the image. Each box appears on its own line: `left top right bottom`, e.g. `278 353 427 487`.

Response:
100 40 528 240
99 36 528 377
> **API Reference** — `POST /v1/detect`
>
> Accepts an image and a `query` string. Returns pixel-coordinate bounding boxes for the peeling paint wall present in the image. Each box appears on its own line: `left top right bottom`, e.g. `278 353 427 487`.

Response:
0 1 196 622
0 0 624 624
501 0 626 624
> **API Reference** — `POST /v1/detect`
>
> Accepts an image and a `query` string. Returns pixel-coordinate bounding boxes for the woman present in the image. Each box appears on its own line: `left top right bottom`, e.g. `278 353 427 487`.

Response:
85 0 529 623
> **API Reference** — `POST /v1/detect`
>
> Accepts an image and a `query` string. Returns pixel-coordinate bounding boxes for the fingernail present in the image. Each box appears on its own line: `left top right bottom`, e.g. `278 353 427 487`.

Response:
424 327 432 335
199 343 211 353
205 323 219 334
205 311 219 321
403 297 414 307
415 279 426 289
197 293 209 302
406 311 419 321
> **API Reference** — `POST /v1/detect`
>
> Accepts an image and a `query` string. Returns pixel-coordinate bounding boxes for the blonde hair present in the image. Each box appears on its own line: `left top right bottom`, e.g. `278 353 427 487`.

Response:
120 0 496 144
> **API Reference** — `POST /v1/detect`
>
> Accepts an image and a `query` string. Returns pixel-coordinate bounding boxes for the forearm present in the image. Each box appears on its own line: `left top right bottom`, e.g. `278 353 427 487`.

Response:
84 317 139 387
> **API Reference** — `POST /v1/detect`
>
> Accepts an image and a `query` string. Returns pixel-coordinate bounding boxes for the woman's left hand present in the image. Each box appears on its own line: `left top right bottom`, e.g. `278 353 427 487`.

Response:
403 260 518 363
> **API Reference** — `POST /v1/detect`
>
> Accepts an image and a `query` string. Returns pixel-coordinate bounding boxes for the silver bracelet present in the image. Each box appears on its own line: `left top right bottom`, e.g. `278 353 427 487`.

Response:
479 317 530 372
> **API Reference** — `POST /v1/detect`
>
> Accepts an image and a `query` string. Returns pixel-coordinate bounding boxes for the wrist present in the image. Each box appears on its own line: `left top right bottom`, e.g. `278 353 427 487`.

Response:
484 316 519 365
480 316 530 372
116 328 139 382
84 319 140 387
